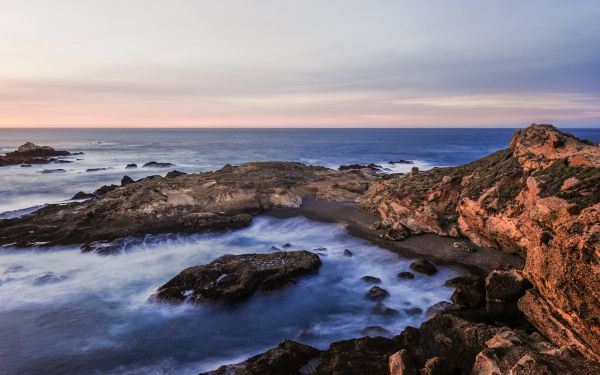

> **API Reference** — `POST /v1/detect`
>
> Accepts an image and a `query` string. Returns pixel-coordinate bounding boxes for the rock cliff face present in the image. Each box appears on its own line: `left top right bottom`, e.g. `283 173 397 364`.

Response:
361 124 600 361
0 162 371 248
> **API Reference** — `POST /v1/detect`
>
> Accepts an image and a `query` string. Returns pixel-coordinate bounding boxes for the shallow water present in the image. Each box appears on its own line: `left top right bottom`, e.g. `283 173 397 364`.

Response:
0 216 456 374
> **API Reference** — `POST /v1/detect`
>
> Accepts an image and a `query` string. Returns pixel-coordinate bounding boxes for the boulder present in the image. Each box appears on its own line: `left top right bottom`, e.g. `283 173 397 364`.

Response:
125 163 137 169
365 286 390 301
409 260 437 275
152 251 321 303
343 249 353 256
485 269 530 316
361 276 382 284
445 274 485 309
397 271 415 279
372 302 399 316
201 339 321 375
166 170 186 178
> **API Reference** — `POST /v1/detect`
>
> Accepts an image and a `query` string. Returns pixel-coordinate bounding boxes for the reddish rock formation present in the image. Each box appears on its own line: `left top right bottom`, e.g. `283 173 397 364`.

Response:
361 124 600 362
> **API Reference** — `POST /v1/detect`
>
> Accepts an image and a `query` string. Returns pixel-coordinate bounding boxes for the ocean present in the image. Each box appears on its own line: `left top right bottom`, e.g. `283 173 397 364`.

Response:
0 127 598 374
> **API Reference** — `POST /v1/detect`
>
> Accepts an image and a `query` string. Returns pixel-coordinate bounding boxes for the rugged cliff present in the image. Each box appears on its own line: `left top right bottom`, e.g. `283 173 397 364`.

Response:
361 124 600 361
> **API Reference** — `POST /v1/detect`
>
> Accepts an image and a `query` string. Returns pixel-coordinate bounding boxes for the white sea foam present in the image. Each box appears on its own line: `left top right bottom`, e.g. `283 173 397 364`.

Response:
0 216 456 374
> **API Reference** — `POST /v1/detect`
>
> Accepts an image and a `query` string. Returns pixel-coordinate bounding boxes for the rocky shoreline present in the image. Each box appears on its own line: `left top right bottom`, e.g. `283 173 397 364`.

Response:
1 124 598 374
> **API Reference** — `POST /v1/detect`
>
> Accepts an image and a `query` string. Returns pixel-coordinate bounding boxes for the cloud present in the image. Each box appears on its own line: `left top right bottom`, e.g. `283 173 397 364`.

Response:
0 0 599 127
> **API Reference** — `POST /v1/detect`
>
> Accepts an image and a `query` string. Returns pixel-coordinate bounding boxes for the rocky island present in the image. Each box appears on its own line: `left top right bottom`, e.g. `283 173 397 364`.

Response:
0 142 71 166
0 124 598 374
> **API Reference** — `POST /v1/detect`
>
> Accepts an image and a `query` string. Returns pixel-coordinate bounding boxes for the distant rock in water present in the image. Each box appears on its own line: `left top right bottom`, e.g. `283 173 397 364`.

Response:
361 275 381 284
142 161 175 168
152 250 321 304
389 159 414 165
365 286 389 301
39 169 66 174
0 142 71 166
86 168 109 172
125 163 137 169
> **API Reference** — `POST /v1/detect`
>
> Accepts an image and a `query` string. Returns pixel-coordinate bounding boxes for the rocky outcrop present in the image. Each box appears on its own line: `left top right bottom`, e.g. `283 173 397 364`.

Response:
0 162 371 248
0 142 70 166
201 339 321 375
152 251 321 303
361 124 600 361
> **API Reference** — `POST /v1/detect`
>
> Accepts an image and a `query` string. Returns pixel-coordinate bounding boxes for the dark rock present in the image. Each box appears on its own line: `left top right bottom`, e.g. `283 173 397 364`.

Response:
142 161 175 168
281 243 292 248
39 169 66 174
93 184 119 196
125 163 137 169
384 225 409 241
33 272 67 285
361 276 381 284
404 307 423 316
120 175 135 186
86 168 108 172
366 286 390 301
425 301 459 318
389 160 414 165
166 170 186 178
409 260 437 275
71 191 96 200
445 274 485 309
452 241 476 252
397 271 415 279
343 249 353 256
4 265 25 274
372 301 399 316
20 164 32 167
485 269 530 316
313 247 327 251
339 163 382 171
153 251 321 304
361 326 390 337
201 339 321 375
317 336 398 374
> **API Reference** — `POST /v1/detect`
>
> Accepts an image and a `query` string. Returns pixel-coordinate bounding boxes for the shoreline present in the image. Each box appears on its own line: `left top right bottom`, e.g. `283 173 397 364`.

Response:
265 196 524 276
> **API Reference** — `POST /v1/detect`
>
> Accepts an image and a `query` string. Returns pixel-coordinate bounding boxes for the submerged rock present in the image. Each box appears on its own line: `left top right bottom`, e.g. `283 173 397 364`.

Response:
397 271 415 279
39 169 66 174
142 161 175 168
409 260 437 275
125 163 137 169
152 251 321 304
366 286 389 301
372 301 399 316
361 275 381 284
343 249 353 256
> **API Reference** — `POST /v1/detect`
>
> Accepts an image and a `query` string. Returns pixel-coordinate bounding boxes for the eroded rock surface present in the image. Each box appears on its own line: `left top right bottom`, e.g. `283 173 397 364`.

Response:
0 162 371 248
361 124 600 361
153 251 321 303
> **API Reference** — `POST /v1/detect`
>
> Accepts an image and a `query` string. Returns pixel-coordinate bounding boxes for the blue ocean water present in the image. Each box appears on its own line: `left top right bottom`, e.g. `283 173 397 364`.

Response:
1 127 598 214
0 127 598 374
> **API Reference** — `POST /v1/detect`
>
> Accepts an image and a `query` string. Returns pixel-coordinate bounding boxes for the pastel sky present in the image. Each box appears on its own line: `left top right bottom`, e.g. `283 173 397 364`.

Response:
1 0 599 128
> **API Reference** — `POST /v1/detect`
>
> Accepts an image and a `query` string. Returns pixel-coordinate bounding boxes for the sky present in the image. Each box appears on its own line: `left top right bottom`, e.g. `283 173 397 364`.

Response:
1 0 599 128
